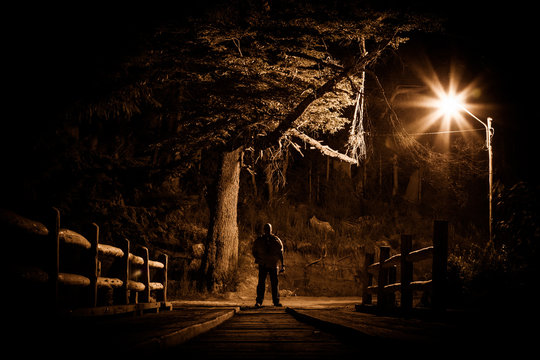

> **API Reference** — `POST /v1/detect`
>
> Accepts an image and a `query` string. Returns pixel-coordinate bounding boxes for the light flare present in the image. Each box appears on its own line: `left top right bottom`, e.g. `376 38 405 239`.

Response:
436 93 464 120
400 60 486 145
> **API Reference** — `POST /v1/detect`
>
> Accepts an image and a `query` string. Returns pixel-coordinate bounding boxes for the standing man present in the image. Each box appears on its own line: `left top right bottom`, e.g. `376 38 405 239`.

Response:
252 223 285 307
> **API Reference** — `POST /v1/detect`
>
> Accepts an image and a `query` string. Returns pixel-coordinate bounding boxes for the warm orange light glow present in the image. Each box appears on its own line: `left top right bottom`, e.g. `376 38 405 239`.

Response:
436 93 464 119
401 60 485 142
428 90 467 127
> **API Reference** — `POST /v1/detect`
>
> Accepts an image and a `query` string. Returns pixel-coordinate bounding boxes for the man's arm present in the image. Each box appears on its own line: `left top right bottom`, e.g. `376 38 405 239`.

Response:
252 237 260 263
277 237 285 272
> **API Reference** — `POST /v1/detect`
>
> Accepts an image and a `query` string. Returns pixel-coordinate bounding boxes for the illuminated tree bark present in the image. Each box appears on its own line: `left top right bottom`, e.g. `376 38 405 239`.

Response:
200 147 242 291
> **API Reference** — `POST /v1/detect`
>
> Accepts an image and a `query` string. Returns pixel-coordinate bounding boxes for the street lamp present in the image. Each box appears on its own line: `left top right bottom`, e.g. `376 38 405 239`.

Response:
435 94 494 243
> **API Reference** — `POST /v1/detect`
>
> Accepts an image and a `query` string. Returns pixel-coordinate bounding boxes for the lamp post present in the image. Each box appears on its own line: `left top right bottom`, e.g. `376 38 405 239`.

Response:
462 108 494 244
437 96 494 243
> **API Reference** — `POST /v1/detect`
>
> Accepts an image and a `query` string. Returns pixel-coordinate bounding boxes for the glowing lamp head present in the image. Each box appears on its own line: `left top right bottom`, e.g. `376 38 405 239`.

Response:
436 94 464 119
408 63 486 137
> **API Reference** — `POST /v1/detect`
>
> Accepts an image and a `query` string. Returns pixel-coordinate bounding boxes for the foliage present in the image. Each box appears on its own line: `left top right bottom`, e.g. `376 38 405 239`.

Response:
447 239 506 308
64 1 438 174
495 182 540 290
445 182 540 309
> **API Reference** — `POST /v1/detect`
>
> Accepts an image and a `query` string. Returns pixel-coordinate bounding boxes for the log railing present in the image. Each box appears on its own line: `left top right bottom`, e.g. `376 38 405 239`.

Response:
361 220 448 313
3 207 171 316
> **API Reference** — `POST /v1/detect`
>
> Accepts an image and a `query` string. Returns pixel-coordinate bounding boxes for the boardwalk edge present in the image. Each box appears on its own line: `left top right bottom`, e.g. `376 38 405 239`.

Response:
136 307 240 350
285 307 375 341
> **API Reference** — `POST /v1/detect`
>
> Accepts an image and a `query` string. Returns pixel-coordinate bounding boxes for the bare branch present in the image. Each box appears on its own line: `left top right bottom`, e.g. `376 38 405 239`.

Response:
231 38 243 57
264 70 348 145
285 128 358 165
305 247 328 267
286 51 343 71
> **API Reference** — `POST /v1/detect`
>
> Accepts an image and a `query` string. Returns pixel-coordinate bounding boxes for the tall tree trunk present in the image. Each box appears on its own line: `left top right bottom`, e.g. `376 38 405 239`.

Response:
264 163 274 202
392 154 398 197
200 146 242 292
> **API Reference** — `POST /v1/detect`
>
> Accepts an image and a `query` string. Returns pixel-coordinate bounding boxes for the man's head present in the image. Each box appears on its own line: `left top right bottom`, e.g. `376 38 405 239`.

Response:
263 223 272 235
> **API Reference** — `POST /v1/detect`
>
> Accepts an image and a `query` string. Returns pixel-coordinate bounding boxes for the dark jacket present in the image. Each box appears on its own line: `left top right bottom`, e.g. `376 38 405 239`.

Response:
252 233 283 268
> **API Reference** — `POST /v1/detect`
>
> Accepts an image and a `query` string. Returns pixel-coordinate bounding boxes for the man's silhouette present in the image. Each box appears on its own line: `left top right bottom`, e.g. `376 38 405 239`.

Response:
252 223 284 307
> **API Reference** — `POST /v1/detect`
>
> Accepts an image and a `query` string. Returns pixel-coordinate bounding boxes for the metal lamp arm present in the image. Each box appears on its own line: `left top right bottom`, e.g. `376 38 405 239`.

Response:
459 105 494 148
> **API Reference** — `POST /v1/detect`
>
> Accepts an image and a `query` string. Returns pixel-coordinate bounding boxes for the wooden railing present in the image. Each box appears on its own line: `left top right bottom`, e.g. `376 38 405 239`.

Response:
361 220 448 313
3 207 171 316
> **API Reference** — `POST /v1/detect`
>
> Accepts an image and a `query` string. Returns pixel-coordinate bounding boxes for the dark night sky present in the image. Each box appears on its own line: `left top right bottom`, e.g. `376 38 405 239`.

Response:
441 2 537 177
3 1 537 185
395 1 539 184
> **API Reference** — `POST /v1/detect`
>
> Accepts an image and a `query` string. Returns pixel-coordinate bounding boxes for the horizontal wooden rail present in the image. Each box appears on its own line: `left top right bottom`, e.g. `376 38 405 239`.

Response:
367 246 433 271
1 208 49 236
58 273 91 287
128 280 146 292
97 277 123 289
17 266 49 283
98 244 124 258
150 282 164 291
406 246 433 263
59 229 91 249
149 260 165 269
367 279 433 294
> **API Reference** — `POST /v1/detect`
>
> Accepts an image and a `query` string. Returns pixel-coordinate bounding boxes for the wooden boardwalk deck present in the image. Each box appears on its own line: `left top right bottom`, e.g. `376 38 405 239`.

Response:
169 305 529 358
174 307 360 359
10 299 534 357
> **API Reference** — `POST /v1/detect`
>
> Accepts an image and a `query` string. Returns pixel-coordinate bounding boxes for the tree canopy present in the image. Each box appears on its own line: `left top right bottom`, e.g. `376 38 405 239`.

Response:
66 1 439 177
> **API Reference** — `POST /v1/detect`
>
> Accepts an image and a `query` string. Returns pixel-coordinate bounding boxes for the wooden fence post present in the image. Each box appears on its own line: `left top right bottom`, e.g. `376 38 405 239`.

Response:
362 252 374 305
432 220 448 312
49 207 60 311
139 246 150 303
88 223 99 307
400 234 413 312
158 253 168 303
388 265 397 307
377 246 390 311
120 238 130 305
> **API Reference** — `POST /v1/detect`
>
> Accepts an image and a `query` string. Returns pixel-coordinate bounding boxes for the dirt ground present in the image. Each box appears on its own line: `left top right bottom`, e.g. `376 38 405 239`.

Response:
171 295 363 309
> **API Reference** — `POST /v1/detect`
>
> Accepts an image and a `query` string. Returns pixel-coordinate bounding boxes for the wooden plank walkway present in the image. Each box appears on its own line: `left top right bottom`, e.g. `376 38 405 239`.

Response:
173 307 361 359
10 300 534 357
10 307 240 356
288 307 456 343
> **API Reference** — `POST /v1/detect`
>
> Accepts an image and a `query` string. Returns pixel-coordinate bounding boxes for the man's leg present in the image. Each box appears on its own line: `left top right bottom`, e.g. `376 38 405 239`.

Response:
269 267 280 305
256 266 268 305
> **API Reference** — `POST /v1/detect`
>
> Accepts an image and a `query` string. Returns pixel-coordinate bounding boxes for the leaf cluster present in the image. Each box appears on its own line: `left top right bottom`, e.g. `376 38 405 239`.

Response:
67 1 438 173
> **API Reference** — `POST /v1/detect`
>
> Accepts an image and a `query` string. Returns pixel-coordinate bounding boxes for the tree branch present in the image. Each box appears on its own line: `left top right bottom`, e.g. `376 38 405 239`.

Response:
264 33 402 152
264 70 348 146
285 51 343 71
285 128 357 165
